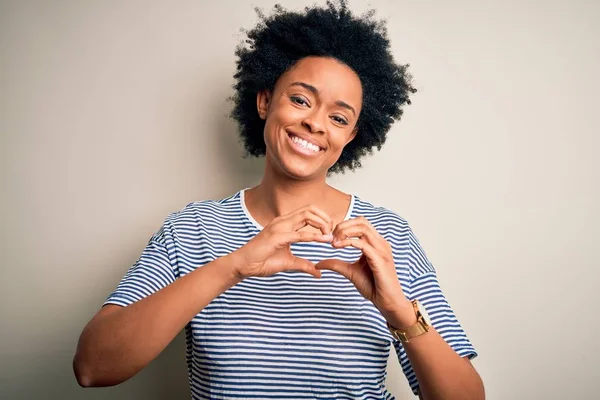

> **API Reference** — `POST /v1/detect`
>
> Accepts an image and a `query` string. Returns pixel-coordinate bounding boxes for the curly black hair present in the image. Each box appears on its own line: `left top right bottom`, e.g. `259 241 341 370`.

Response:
229 0 416 173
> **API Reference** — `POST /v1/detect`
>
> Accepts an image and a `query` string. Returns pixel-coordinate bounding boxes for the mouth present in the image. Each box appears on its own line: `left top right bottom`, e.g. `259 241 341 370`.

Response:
286 131 325 155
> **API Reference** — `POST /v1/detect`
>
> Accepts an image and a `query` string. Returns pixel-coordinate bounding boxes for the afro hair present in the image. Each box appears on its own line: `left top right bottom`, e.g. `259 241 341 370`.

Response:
229 0 416 173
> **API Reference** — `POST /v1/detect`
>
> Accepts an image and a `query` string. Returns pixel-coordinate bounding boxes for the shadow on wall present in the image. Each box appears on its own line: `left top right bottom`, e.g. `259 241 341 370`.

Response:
213 95 266 195
5 91 263 400
3 329 189 400
100 90 261 398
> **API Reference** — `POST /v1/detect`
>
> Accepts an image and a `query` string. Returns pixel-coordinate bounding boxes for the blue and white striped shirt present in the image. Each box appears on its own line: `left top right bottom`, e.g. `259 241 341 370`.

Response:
105 189 477 399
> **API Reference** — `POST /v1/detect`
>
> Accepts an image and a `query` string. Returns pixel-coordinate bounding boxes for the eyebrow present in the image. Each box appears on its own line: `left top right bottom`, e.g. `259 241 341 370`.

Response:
290 81 356 116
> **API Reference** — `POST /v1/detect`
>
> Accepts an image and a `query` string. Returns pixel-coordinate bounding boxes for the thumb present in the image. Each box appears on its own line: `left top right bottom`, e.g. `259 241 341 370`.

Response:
315 259 352 280
291 256 321 279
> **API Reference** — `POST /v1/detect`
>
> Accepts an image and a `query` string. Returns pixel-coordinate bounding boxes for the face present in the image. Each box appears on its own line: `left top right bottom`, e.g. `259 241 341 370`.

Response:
257 56 363 180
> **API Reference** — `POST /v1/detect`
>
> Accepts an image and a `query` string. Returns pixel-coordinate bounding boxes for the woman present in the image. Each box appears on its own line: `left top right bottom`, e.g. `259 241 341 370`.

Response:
74 1 484 399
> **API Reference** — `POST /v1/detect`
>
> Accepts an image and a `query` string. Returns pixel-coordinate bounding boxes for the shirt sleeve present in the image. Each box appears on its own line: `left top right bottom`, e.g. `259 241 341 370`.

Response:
394 224 478 396
104 222 178 307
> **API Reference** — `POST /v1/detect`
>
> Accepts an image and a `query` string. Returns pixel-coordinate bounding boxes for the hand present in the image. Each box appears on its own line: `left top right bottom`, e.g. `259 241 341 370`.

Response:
315 217 410 316
231 205 334 280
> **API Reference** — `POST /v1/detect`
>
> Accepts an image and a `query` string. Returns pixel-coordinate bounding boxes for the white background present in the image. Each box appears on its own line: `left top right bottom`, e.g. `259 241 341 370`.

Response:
1 0 599 398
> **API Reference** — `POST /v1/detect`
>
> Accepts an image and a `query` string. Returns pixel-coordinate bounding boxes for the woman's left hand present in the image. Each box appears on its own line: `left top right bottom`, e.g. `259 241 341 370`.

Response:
315 217 410 318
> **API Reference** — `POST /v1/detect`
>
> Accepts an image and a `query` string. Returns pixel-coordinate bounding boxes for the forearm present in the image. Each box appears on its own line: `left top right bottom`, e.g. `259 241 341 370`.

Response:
74 254 241 387
385 305 484 400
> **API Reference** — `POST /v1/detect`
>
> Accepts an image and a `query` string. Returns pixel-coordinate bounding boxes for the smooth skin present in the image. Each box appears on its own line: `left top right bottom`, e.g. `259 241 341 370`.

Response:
74 56 484 399
73 205 333 387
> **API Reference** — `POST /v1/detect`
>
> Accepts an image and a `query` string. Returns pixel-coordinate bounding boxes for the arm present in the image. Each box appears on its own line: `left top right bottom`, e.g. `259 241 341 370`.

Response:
74 204 333 388
73 254 241 387
315 216 484 399
386 303 484 400
416 359 477 400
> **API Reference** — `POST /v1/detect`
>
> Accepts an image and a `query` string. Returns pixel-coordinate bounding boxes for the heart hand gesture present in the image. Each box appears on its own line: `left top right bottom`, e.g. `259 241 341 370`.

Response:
230 205 333 280
316 217 409 316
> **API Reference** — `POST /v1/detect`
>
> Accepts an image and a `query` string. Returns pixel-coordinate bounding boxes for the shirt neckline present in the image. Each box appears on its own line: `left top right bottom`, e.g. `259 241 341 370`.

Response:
239 188 355 231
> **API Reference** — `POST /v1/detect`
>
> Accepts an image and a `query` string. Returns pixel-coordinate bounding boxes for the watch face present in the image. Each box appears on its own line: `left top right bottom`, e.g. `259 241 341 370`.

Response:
416 300 432 326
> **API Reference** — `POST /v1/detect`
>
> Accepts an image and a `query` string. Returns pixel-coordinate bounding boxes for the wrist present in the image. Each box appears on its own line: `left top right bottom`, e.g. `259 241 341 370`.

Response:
220 252 245 285
382 300 417 329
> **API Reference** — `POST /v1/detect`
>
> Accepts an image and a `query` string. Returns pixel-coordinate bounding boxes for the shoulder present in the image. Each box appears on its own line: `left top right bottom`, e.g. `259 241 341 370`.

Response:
353 195 436 273
352 196 411 239
158 191 244 237
352 196 432 282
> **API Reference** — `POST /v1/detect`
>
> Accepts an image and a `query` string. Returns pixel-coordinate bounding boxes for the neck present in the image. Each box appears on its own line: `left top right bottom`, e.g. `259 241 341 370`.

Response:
251 164 332 220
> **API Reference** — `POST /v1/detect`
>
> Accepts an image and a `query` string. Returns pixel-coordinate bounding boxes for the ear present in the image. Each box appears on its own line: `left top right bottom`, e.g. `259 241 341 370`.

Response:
345 127 358 145
256 90 271 120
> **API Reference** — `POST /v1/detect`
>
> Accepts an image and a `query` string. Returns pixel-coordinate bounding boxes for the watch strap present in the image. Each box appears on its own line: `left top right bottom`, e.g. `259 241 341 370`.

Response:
387 299 431 343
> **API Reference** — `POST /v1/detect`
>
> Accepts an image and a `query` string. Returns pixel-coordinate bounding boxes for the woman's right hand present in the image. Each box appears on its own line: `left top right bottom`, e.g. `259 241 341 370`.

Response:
230 205 334 280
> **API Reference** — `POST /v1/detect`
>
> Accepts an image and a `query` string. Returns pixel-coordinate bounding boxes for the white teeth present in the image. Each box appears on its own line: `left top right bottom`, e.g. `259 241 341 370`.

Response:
291 135 320 153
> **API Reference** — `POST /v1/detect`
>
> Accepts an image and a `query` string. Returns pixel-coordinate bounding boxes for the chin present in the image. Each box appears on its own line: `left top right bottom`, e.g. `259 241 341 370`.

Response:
273 155 325 180
265 139 334 180
283 162 322 180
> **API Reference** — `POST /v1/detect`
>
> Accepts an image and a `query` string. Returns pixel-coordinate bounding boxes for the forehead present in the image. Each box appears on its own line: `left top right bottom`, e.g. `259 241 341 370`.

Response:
276 57 363 109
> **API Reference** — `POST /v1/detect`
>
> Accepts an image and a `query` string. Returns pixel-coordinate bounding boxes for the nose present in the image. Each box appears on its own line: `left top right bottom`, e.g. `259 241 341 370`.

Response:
301 109 326 134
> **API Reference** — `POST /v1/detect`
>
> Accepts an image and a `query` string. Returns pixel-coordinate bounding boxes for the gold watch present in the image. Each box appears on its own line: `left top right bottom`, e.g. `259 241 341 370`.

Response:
387 299 432 343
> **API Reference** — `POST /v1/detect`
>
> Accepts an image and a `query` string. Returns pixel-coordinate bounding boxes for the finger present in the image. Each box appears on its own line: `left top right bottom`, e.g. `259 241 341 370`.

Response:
281 231 333 245
288 256 322 279
282 208 333 235
287 205 333 233
333 216 374 235
333 224 365 239
331 237 380 263
332 224 378 246
298 205 334 234
314 259 352 278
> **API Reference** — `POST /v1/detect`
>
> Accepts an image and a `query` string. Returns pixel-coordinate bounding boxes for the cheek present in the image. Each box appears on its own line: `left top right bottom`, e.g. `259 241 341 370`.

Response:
330 130 354 151
264 106 301 140
263 111 288 148
271 102 303 124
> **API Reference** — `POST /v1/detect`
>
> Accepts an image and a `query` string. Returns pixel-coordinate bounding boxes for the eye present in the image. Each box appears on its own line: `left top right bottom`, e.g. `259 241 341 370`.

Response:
331 115 348 125
290 96 309 107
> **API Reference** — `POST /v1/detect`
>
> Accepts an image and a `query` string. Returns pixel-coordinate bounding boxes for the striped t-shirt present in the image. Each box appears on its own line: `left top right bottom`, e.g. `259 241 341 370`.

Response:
105 189 477 399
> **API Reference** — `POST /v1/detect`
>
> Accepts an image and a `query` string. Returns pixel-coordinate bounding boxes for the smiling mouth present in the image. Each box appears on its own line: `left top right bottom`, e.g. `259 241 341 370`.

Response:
287 133 324 153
